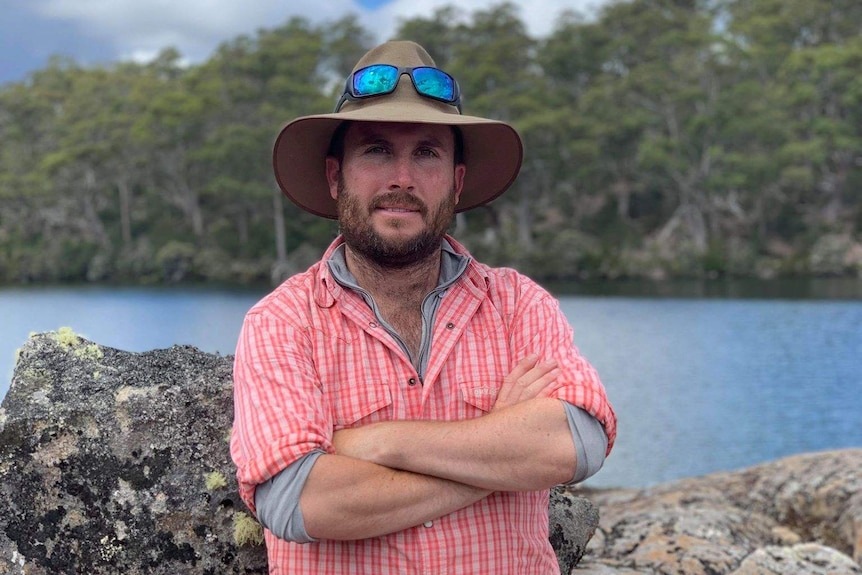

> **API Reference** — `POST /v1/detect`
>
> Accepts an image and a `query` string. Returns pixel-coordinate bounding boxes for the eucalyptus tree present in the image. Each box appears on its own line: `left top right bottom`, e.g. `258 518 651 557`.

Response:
395 6 464 69
582 0 736 267
191 18 365 277
132 48 210 241
537 10 635 270
720 0 862 262
0 58 104 281
444 3 540 253
322 15 376 81
41 63 154 258
40 67 116 268
0 78 57 281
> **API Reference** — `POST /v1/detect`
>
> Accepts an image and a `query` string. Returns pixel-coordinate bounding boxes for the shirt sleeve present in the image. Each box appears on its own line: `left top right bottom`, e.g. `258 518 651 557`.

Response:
230 309 334 514
509 288 617 454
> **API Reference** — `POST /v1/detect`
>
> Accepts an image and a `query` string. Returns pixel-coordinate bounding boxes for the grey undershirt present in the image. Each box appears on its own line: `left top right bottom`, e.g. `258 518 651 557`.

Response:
254 242 609 542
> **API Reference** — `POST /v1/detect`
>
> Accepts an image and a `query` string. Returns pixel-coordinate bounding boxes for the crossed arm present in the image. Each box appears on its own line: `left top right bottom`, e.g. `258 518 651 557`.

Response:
299 355 577 540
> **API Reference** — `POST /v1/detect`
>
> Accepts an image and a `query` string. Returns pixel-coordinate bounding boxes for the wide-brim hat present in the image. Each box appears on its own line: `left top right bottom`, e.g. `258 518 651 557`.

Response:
272 40 523 219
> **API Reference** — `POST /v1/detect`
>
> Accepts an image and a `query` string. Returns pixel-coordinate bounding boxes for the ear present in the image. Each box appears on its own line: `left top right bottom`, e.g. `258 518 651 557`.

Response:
453 163 466 205
325 156 341 200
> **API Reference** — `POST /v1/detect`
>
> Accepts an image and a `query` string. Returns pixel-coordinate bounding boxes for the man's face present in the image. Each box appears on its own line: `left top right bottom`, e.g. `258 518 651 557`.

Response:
325 122 466 268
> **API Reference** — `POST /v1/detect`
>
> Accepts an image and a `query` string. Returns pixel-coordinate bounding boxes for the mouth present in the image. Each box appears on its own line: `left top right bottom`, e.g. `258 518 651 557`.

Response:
371 193 426 216
376 206 420 213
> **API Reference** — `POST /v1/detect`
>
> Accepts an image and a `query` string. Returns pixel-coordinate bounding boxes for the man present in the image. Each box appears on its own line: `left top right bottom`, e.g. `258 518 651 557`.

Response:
231 40 617 574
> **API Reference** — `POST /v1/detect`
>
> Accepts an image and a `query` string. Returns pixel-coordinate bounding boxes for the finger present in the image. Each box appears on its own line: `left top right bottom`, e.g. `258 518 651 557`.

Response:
497 358 557 410
512 362 558 401
498 354 540 404
509 354 540 381
522 366 560 399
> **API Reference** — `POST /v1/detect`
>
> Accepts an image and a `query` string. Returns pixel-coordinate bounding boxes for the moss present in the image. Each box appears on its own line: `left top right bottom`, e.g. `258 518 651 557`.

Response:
233 512 263 547
74 343 103 361
45 328 102 362
204 471 228 491
19 367 52 383
51 327 81 350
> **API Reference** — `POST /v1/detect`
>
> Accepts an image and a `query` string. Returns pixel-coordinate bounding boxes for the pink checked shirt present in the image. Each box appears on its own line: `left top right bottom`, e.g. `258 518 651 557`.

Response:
231 236 616 574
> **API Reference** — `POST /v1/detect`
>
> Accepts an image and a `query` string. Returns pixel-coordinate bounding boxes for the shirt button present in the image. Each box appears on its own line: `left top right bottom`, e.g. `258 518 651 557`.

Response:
423 521 433 528
446 322 455 329
408 378 417 386
369 321 378 328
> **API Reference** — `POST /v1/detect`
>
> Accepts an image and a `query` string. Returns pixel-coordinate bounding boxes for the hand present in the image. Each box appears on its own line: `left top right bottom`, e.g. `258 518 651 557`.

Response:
492 354 559 412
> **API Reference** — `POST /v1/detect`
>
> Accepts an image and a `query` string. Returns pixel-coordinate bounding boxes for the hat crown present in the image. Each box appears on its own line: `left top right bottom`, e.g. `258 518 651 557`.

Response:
351 41 437 72
339 41 454 116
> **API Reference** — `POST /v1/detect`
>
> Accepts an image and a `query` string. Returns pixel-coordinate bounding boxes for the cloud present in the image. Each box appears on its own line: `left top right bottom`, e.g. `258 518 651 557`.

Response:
375 0 605 40
28 0 610 67
32 0 357 63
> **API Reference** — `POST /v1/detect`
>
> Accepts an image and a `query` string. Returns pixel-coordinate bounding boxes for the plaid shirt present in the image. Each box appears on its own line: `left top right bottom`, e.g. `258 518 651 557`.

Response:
231 236 616 574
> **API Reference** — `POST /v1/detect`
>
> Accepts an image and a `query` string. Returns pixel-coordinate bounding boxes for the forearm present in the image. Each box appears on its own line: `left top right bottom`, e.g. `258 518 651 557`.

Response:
300 453 490 540
335 398 576 491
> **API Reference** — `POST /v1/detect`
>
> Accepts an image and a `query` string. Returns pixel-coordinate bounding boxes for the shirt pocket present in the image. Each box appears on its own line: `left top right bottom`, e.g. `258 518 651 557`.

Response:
325 382 393 430
458 381 500 416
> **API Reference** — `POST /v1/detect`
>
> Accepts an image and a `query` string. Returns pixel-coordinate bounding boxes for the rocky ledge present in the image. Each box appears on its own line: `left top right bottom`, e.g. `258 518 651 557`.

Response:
0 331 859 574
572 447 862 574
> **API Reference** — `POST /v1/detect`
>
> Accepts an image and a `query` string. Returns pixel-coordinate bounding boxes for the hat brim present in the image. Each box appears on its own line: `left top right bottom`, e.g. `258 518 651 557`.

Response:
273 101 523 219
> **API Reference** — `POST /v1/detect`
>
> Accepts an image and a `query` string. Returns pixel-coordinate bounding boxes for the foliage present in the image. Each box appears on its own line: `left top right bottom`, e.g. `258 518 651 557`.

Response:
0 0 860 284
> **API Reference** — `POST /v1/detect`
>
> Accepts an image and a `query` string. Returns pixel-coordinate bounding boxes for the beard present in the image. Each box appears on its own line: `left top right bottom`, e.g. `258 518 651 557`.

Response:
335 177 456 269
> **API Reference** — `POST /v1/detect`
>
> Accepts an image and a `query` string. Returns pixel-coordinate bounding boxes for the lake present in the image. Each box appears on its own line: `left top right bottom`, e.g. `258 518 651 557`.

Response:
1 280 860 489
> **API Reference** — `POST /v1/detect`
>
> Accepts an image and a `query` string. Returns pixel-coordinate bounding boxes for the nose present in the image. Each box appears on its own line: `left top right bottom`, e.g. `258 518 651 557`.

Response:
389 154 415 192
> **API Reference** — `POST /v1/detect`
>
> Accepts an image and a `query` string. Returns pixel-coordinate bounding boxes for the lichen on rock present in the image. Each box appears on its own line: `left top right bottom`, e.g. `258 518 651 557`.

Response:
206 471 229 491
0 332 265 575
574 449 862 574
233 512 264 547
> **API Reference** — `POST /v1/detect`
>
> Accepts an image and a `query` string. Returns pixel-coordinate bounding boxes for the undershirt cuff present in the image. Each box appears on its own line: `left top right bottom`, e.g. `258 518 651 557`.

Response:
561 401 609 484
253 449 324 543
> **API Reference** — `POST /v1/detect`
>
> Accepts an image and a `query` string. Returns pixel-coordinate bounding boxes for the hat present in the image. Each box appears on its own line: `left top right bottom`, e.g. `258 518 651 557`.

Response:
272 40 523 219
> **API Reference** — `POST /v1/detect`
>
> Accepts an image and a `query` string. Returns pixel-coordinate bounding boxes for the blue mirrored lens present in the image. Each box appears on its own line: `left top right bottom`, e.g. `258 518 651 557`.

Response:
353 65 399 96
412 67 455 100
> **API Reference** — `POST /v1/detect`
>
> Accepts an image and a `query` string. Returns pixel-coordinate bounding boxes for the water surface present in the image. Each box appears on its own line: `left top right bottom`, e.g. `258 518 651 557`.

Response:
2 281 860 488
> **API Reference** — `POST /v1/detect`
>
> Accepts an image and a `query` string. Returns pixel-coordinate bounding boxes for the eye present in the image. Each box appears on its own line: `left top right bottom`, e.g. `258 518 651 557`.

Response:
365 145 389 155
416 147 439 158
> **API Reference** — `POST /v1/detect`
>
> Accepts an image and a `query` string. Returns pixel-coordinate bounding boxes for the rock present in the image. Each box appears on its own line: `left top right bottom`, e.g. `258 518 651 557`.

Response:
0 330 266 575
728 544 862 575
3 332 860 574
574 449 862 574
549 486 600 573
809 234 862 275
0 332 598 574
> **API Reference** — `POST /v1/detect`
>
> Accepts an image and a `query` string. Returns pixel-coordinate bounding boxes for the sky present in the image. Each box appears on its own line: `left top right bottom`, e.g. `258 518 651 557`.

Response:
0 0 611 86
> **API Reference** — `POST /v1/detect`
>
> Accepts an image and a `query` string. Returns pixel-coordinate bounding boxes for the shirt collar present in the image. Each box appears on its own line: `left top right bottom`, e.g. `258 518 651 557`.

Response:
325 238 470 293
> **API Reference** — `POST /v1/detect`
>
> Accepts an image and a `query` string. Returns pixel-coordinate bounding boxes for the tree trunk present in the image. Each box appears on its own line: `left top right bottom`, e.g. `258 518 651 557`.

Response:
273 188 287 263
117 177 133 246
517 186 533 251
182 183 204 237
453 212 466 236
236 209 249 249
83 167 110 248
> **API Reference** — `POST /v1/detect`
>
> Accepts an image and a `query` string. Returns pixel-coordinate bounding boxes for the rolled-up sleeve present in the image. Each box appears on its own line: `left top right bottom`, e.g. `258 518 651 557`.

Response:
511 291 617 454
230 309 334 514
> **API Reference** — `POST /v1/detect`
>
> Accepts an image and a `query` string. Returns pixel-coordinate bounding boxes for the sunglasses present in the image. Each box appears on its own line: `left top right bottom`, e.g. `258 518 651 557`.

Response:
334 64 462 113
